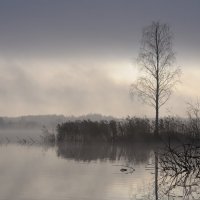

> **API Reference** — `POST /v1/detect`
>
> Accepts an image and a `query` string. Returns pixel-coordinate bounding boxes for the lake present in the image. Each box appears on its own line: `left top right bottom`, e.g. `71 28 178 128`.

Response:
0 142 199 200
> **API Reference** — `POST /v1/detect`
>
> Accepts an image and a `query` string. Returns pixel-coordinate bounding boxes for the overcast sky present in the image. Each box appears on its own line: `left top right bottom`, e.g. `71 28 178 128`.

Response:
0 0 200 117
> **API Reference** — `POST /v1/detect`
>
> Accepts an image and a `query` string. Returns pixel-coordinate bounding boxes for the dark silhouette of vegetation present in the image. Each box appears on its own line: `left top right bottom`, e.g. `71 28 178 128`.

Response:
56 116 200 144
131 21 181 136
139 140 200 200
187 100 200 139
159 142 200 199
56 117 152 143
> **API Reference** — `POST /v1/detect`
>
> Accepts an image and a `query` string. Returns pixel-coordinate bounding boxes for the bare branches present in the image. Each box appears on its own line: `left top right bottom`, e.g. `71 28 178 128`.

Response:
133 21 180 108
131 22 181 134
159 144 200 199
130 77 156 108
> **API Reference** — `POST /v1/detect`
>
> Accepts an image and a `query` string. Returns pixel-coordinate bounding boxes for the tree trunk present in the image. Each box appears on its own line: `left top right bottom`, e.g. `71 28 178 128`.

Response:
155 100 159 136
155 25 159 137
155 68 159 136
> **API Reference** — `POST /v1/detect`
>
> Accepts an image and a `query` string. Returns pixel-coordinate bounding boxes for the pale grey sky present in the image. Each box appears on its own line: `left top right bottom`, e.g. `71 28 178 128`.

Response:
0 0 200 117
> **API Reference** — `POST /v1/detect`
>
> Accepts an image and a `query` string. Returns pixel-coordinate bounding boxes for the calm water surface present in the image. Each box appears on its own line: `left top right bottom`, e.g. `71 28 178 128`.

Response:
1 142 199 200
0 143 155 200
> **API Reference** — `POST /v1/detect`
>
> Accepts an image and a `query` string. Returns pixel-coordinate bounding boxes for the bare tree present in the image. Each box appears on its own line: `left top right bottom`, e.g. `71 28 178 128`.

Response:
131 21 181 136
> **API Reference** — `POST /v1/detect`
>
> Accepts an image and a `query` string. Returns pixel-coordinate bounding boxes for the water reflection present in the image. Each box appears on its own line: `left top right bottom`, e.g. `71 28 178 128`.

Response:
57 142 153 164
2 140 200 200
0 143 153 200
159 143 200 199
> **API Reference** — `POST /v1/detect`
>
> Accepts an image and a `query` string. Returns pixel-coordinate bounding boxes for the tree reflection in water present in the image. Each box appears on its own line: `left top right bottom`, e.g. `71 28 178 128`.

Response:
134 143 200 200
159 143 200 199
56 142 153 164
56 141 200 200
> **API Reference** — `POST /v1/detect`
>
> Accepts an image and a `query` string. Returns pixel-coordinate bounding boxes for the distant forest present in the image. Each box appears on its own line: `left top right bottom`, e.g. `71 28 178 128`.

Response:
0 114 115 129
1 114 199 144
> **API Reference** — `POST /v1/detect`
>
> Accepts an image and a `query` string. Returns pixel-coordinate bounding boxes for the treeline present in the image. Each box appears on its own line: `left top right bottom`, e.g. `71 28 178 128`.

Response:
57 117 151 143
0 114 114 129
0 115 67 129
56 116 200 143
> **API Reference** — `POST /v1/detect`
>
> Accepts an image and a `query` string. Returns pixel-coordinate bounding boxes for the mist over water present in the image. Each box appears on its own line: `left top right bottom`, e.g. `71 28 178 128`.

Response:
1 139 200 200
0 1 200 200
0 143 154 200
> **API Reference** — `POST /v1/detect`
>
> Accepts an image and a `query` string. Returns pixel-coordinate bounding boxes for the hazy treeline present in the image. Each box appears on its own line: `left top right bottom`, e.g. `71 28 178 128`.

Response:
0 115 65 129
0 114 114 129
56 116 200 143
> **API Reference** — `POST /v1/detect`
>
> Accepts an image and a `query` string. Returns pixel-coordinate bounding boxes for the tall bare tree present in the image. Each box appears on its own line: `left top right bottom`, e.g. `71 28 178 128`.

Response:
131 22 181 136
